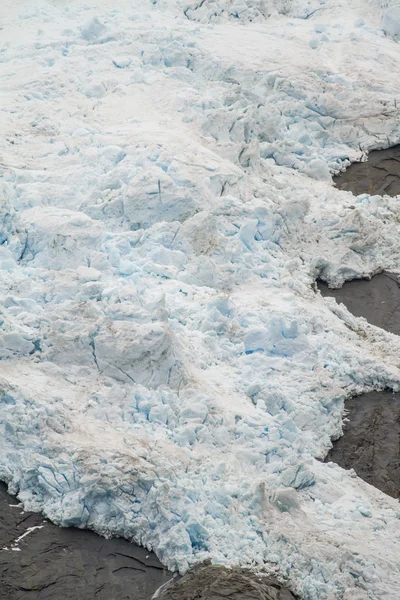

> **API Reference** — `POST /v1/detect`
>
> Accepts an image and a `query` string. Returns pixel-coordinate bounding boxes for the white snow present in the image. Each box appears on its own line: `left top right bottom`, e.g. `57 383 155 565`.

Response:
13 525 44 545
1 0 400 598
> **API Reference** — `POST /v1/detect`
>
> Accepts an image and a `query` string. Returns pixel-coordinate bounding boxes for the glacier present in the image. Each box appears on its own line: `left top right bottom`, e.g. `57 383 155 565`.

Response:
2 0 400 598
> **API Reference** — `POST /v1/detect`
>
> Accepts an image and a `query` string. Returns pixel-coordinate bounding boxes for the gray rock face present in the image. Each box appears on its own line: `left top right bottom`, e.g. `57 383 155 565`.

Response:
319 272 400 499
0 482 171 600
333 145 400 197
318 272 400 336
325 390 400 499
153 563 298 600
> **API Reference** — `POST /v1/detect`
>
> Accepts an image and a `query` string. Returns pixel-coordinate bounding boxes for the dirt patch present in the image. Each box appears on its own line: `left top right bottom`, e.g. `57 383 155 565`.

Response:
153 563 298 600
325 390 400 499
0 485 298 600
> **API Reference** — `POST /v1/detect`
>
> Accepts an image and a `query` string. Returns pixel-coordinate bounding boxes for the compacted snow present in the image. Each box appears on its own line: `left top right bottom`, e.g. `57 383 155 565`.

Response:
2 1 400 598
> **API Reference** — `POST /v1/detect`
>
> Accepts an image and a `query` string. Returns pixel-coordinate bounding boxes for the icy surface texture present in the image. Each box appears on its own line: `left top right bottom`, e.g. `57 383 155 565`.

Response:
181 0 321 22
2 0 400 598
382 7 400 38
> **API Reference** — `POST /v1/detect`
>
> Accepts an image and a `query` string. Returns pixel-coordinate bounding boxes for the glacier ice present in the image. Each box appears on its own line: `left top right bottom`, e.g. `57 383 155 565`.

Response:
2 0 400 598
80 16 107 42
382 7 400 39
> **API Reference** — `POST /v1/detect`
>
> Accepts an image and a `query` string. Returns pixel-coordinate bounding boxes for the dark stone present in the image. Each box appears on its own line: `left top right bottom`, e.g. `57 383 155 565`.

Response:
0 482 171 600
154 563 298 600
333 145 400 197
319 273 400 499
325 390 400 499
318 272 400 336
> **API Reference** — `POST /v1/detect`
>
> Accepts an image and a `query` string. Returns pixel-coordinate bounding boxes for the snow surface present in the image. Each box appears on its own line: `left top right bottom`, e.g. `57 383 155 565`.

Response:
2 0 400 598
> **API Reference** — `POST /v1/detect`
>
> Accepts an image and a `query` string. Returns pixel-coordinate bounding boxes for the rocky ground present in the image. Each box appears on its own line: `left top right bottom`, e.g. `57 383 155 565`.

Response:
154 563 298 600
333 145 400 197
324 148 400 500
319 271 400 499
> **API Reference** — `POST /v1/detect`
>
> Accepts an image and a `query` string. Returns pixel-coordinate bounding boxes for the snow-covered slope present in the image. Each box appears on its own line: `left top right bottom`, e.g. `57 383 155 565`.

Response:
2 1 400 598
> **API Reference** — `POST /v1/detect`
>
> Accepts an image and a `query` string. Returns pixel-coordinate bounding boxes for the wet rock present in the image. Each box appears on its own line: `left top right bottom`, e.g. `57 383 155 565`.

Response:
153 563 298 600
319 273 400 499
0 482 171 600
333 145 400 197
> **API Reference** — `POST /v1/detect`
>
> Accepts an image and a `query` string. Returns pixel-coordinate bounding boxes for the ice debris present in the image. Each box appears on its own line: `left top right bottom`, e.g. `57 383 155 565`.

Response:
2 0 400 598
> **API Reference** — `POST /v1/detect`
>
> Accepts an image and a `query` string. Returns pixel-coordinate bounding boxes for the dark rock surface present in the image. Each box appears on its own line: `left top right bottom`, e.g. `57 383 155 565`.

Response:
318 272 400 335
154 563 298 600
333 145 400 197
319 272 400 499
0 482 171 600
325 390 400 499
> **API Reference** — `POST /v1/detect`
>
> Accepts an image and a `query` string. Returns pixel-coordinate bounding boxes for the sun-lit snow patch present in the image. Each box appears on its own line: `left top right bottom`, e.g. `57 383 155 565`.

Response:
2 0 400 598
